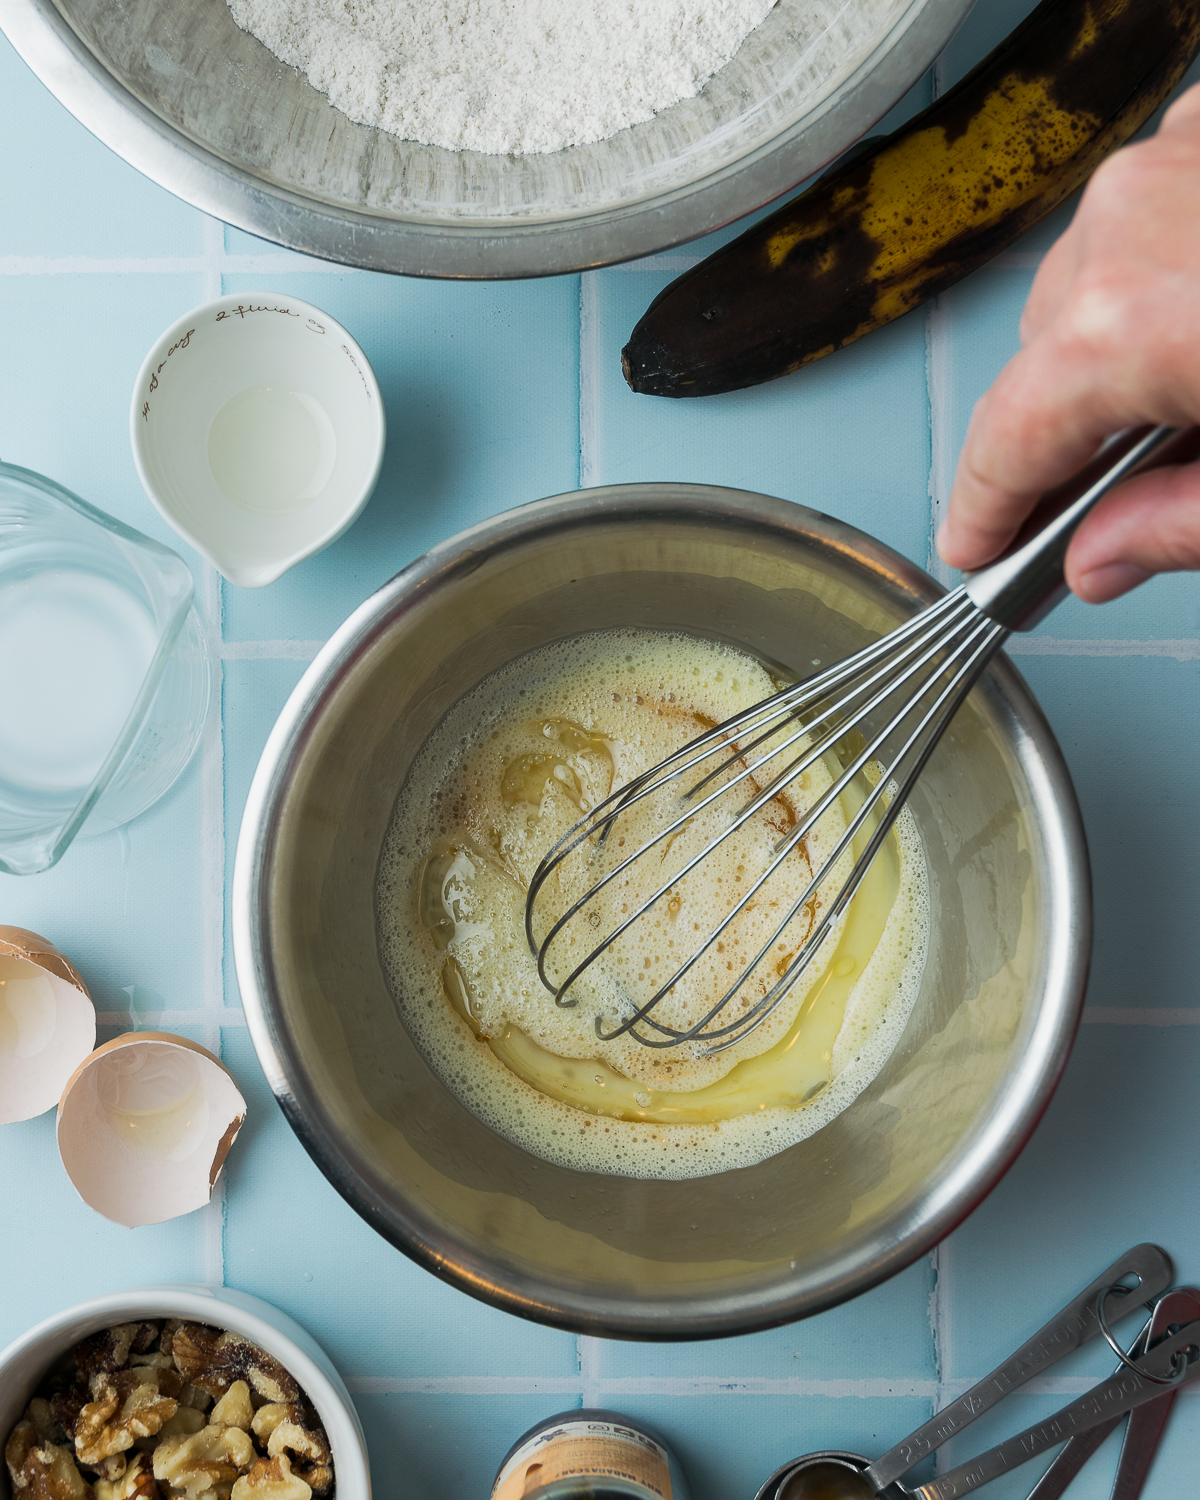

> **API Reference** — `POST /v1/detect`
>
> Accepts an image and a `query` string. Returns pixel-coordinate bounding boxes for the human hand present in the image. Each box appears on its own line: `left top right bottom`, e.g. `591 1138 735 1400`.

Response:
937 81 1200 602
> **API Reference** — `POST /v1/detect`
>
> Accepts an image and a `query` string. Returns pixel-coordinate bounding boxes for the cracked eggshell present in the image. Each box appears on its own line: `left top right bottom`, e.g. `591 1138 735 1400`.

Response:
57 1032 246 1227
0 925 96 1124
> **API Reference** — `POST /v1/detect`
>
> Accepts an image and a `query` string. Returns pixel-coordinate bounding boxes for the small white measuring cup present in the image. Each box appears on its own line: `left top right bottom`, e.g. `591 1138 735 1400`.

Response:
131 294 385 587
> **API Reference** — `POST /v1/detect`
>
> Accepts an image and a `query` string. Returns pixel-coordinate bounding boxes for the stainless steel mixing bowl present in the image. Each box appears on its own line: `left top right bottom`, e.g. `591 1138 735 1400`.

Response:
232 484 1089 1338
0 0 974 275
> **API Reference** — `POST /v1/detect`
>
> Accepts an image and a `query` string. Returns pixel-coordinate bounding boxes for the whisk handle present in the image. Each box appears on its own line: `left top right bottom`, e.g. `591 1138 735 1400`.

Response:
964 425 1200 630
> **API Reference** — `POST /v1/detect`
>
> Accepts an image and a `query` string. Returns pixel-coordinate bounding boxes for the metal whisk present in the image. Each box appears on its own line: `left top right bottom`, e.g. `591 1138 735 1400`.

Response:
526 425 1198 1054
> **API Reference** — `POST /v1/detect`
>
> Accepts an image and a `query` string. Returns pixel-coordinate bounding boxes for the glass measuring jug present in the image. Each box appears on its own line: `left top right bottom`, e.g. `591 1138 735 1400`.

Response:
0 462 211 875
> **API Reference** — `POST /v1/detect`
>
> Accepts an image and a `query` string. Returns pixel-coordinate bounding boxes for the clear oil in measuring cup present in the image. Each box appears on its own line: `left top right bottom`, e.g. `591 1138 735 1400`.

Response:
207 384 337 513
490 1410 690 1500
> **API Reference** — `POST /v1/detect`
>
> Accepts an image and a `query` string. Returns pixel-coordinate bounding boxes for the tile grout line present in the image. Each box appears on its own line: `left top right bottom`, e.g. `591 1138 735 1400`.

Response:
924 292 955 590
0 254 359 276
930 1239 950 1440
201 215 226 1287
578 271 599 489
577 1336 603 1408
1084 1007 1200 1025
341 1373 1200 1398
1005 637 1200 660
925 52 953 1466
348 1376 943 1397
209 637 1200 663
199 557 227 1285
198 563 224 1050
204 216 225 303
925 52 956 590
0 250 1043 279
95 1008 247 1026
220 639 327 661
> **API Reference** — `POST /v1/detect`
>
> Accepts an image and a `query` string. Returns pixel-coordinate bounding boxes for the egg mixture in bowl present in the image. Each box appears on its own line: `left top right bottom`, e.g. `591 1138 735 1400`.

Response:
380 627 929 1179
234 484 1089 1337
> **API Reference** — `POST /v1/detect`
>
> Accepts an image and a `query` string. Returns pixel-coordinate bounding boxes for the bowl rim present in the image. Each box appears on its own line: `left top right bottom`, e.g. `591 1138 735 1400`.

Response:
232 482 1091 1338
0 0 975 277
0 1282 371 1500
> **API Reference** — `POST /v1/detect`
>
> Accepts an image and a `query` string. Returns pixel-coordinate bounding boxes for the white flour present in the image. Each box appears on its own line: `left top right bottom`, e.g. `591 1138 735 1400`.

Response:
228 0 779 155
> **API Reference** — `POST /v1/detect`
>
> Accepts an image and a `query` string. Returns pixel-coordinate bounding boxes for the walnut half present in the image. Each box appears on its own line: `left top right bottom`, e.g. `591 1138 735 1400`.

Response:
230 1456 310 1500
75 1369 181 1468
94 1452 158 1500
264 1418 331 1497
6 1423 93 1500
152 1424 255 1500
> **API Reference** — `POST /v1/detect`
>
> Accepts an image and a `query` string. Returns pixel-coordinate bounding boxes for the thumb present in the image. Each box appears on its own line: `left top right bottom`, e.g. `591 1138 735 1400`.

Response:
1065 462 1200 601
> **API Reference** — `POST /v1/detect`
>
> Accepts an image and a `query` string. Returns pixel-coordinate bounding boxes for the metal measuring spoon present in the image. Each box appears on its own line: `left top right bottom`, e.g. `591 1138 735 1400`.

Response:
775 1318 1200 1500
755 1245 1183 1500
1024 1285 1200 1500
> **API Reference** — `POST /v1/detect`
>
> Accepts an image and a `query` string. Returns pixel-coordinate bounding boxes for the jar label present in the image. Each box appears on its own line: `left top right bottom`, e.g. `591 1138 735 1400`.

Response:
492 1418 674 1499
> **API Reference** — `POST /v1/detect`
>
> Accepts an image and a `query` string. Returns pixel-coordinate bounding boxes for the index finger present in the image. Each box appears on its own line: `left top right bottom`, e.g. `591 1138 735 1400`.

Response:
937 339 1123 570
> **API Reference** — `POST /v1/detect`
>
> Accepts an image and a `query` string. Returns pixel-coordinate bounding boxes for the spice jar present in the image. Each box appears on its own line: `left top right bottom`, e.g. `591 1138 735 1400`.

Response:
490 1409 691 1499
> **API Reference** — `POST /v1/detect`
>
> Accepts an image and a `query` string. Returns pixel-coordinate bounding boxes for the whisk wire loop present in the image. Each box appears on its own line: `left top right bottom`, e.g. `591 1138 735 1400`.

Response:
524 588 974 930
589 604 997 1041
530 587 1008 1051
528 590 981 1001
686 591 980 804
594 608 1007 1051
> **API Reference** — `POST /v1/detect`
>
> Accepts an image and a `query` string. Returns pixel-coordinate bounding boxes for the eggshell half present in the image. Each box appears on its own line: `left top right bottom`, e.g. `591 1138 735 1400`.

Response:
0 925 96 1124
57 1032 246 1226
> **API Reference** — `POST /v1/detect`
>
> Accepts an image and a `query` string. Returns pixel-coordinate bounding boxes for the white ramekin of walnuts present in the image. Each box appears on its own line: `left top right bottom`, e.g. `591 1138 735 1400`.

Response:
0 1287 369 1500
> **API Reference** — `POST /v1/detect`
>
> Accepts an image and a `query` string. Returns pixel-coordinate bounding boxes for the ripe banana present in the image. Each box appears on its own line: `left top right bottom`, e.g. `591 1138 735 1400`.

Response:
622 0 1200 398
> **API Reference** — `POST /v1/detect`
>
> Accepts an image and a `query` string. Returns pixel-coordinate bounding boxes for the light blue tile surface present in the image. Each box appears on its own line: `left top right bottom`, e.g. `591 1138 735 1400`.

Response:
933 1022 1200 1498
0 270 210 562
4 3 1200 1500
352 1396 579 1499
1012 656 1200 1016
0 765 208 1016
586 272 934 566
0 33 206 262
597 1259 936 1383
0 1093 208 1346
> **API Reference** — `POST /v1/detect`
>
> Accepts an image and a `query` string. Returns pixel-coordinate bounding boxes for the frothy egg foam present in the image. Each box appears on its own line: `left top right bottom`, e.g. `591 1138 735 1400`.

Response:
377 629 928 1179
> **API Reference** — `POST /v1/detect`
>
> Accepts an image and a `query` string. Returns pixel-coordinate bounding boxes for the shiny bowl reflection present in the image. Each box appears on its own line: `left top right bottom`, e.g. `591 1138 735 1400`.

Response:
0 0 973 274
233 484 1089 1338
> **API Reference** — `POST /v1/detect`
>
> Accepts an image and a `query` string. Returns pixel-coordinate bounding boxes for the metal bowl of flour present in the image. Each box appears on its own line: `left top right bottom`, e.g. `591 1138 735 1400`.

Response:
232 484 1090 1336
0 0 973 276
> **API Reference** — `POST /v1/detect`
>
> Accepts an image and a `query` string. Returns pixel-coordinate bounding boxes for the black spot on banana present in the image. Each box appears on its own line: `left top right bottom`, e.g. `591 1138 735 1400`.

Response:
622 0 1200 399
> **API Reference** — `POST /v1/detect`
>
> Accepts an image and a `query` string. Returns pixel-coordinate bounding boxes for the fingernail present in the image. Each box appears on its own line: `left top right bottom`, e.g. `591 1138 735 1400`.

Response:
1075 562 1151 603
